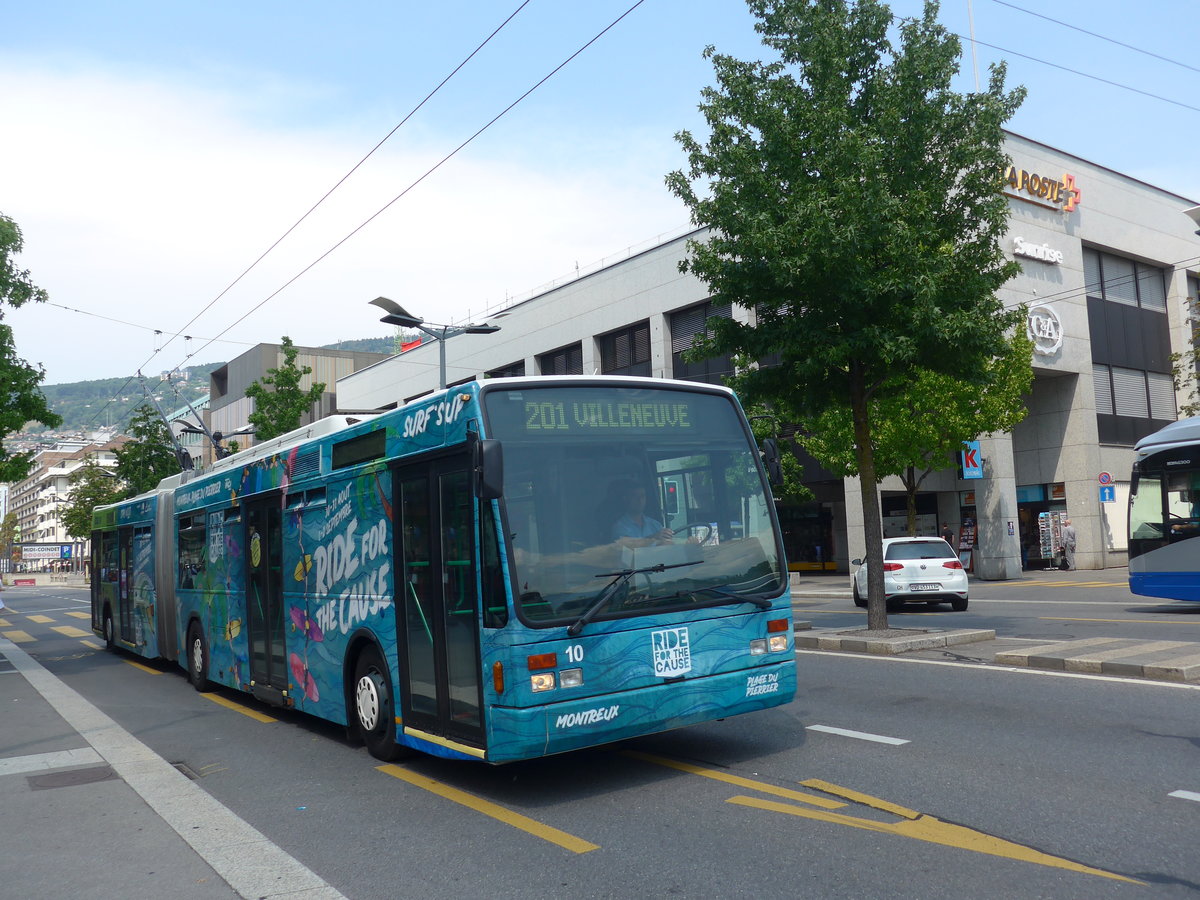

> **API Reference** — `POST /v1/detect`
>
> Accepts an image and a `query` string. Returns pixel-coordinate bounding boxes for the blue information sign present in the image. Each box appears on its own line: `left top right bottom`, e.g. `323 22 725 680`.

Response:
1099 484 1116 503
961 440 983 480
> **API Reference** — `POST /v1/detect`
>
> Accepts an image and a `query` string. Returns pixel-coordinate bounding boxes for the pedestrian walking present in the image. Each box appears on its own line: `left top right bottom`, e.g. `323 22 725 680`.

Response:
0 578 6 612
1061 518 1077 570
941 522 955 547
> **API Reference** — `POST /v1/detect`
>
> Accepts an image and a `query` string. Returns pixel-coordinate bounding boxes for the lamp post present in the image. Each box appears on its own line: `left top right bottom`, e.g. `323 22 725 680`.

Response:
370 297 500 389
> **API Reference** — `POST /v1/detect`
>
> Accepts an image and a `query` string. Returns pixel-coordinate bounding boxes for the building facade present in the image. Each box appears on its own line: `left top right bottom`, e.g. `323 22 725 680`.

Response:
337 133 1200 575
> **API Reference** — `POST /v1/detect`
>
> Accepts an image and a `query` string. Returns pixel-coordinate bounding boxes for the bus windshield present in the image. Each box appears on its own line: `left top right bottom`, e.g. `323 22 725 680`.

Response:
482 384 786 627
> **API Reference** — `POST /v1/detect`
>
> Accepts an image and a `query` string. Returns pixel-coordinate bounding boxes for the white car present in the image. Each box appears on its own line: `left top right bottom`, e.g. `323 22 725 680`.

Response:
851 536 968 612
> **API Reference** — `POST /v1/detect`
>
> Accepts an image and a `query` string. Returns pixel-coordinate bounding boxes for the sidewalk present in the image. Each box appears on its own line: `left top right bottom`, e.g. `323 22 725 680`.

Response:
0 635 344 900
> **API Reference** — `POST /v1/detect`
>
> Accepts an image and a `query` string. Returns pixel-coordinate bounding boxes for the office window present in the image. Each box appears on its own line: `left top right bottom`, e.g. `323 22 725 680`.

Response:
538 343 582 376
1083 248 1167 311
487 360 526 379
670 300 734 384
598 321 651 377
1093 364 1175 444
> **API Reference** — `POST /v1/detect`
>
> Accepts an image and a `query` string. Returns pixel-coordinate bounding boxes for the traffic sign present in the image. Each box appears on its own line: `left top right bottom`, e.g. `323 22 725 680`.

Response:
1099 485 1116 503
1098 472 1113 485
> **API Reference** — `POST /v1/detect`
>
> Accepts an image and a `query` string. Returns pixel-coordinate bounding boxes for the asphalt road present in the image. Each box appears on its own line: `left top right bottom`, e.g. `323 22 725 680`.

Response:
4 583 1199 898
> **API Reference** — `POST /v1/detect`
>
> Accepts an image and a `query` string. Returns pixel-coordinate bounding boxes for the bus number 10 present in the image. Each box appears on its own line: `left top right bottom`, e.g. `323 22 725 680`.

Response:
526 401 568 430
565 644 584 663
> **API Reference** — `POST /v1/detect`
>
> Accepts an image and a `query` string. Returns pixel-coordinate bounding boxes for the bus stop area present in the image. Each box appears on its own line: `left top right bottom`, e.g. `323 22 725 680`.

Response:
0 635 341 900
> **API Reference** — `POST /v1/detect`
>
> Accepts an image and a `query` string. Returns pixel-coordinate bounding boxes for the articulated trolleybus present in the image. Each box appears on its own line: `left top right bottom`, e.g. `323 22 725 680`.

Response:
91 377 796 763
1129 416 1200 602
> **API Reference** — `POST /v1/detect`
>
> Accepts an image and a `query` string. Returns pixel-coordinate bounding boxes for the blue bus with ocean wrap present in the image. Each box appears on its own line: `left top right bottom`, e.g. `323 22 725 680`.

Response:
1129 416 1200 602
92 376 796 763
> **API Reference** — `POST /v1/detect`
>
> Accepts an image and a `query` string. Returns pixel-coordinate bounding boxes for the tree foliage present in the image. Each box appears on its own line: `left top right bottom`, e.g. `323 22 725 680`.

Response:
245 336 326 442
62 462 124 539
0 213 62 480
114 405 181 497
668 0 1025 627
1171 292 1200 418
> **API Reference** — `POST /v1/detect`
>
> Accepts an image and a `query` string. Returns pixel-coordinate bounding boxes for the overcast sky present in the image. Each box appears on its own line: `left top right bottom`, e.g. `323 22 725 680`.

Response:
3 0 1198 389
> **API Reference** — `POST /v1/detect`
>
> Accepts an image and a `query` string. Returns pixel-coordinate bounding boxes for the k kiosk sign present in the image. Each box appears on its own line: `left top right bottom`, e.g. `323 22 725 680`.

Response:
961 441 983 480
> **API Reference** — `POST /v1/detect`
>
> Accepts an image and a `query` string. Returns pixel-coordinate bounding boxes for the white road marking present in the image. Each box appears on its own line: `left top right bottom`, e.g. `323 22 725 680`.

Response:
1168 790 1200 803
806 725 910 745
795 649 1200 691
0 747 103 777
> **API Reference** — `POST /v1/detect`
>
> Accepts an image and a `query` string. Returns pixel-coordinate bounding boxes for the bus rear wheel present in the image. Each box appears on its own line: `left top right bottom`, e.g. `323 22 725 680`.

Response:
103 610 115 650
353 647 407 762
187 623 212 692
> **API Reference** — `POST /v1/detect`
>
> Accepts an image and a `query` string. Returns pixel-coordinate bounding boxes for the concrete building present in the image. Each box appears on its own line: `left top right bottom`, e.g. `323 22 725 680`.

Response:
336 133 1200 576
7 439 123 571
204 343 389 464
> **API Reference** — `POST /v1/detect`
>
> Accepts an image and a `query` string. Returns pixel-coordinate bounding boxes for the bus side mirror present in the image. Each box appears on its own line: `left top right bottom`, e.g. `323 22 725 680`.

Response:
761 438 784 486
475 438 504 500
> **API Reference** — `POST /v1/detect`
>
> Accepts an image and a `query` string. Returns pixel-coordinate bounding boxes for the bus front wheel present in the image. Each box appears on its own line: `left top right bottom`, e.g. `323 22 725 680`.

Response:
103 610 115 650
353 648 406 762
187 623 213 693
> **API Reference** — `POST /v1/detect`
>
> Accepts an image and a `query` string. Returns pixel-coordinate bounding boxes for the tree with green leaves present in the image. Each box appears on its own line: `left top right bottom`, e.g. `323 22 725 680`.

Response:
0 214 62 480
800 330 1034 534
668 0 1025 628
244 336 326 442
115 405 181 497
61 462 124 539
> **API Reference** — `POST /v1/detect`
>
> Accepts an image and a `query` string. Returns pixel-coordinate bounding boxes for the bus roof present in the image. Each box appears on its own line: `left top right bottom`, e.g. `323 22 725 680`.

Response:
1135 417 1200 459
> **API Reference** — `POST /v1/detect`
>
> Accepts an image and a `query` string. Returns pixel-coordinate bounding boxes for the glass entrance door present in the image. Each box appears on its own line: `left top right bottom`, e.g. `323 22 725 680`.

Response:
245 496 287 690
395 457 484 748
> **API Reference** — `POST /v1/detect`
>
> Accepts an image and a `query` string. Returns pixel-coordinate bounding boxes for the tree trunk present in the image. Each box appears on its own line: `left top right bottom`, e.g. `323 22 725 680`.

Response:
905 466 917 536
850 363 888 631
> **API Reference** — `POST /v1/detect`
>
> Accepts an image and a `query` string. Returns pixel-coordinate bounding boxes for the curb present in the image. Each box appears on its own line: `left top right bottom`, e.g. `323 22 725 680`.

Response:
995 638 1200 683
795 627 996 656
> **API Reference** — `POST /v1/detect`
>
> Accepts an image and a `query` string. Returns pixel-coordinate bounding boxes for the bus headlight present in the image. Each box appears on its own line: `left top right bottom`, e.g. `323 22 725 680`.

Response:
560 668 584 688
749 639 768 655
768 634 789 652
530 672 556 692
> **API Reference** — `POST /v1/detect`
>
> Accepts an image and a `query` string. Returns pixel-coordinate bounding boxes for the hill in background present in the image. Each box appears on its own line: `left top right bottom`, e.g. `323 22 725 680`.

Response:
36 336 398 434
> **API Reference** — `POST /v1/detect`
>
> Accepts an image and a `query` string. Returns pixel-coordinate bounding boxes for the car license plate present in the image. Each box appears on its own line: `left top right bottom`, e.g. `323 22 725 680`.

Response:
909 583 939 591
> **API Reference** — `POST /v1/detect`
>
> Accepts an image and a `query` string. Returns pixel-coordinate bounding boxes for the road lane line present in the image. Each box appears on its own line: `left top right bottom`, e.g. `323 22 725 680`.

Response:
0 636 345 899
377 764 599 853
1169 790 1200 803
52 625 92 638
122 659 164 675
202 693 278 723
1039 616 1200 625
806 725 909 745
620 750 847 809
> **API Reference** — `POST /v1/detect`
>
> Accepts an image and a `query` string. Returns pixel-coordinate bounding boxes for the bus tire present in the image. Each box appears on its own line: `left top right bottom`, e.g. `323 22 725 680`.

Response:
187 622 213 693
353 647 406 762
103 609 115 651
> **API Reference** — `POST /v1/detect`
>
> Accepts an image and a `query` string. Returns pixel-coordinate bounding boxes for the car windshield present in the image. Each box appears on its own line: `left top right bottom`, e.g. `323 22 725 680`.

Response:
482 384 786 627
885 540 954 561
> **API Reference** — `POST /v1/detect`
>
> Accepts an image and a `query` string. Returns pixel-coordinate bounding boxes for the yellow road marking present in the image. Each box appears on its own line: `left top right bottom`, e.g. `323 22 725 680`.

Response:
66 611 91 619
377 764 599 853
729 781 1142 884
0 618 10 627
1039 616 1200 625
81 640 102 650
122 659 163 675
621 750 846 809
52 625 91 638
2 630 34 643
201 693 278 723
27 614 54 624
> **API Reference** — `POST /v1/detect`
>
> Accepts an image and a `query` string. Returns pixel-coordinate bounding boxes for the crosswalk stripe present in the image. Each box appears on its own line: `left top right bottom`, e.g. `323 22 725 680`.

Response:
52 625 91 638
1 630 35 643
27 614 54 624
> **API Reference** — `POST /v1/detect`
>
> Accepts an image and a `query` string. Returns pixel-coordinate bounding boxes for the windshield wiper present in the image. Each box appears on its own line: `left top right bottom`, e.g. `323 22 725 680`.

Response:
567 561 701 637
685 585 772 610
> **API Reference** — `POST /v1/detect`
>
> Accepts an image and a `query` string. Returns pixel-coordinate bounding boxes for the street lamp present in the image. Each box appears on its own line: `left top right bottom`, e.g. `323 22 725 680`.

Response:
370 296 500 390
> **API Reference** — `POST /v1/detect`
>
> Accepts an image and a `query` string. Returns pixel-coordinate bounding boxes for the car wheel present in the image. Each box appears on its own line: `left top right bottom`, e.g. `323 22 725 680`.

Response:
951 597 968 612
852 579 866 608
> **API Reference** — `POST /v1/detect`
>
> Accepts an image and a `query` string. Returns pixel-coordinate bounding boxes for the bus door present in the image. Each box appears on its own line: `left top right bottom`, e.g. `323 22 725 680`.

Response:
395 457 485 750
118 527 133 642
245 495 288 697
